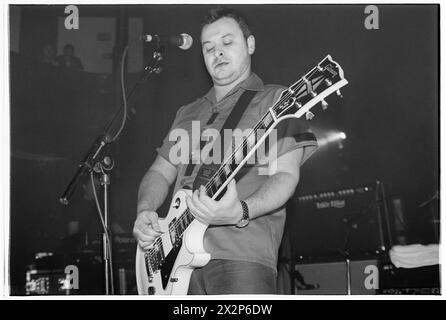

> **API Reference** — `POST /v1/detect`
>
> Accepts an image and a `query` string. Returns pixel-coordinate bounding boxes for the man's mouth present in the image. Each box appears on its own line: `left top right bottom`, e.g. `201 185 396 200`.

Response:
215 61 229 68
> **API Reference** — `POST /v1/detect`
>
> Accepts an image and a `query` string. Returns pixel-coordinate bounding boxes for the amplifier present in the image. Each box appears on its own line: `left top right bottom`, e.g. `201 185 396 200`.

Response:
378 260 441 295
286 181 393 259
25 267 70 295
286 256 440 295
25 252 104 295
293 259 380 295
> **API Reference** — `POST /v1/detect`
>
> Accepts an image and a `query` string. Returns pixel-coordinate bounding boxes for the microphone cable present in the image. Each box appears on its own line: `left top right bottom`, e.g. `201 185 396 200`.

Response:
111 44 130 142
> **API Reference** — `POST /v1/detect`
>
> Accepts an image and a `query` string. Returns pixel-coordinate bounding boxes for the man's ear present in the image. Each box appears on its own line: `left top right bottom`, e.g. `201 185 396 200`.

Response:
247 35 255 55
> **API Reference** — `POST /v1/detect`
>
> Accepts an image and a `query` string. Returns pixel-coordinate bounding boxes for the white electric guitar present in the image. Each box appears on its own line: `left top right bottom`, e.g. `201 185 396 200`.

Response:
135 55 348 295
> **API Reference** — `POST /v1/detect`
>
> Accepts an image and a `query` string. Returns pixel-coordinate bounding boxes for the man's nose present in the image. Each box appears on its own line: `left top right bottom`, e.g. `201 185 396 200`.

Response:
214 47 224 58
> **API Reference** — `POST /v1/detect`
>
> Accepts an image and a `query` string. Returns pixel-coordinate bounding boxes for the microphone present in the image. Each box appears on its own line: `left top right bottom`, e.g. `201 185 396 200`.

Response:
142 33 193 50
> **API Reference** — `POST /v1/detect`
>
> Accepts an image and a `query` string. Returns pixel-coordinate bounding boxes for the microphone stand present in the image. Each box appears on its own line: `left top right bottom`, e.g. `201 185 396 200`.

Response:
341 218 355 295
59 43 164 295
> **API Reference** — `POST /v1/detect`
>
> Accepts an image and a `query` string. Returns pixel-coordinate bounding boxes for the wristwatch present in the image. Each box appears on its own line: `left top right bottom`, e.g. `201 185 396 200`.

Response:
236 200 250 228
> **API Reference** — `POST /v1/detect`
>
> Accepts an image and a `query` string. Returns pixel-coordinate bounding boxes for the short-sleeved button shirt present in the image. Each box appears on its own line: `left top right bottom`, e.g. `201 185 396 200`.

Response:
157 73 318 272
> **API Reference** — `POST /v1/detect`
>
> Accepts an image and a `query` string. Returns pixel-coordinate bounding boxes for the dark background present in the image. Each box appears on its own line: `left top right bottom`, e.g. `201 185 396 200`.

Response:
9 4 439 294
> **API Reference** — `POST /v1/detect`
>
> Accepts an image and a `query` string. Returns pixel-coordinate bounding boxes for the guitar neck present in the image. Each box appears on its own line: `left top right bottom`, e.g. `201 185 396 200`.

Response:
204 107 281 200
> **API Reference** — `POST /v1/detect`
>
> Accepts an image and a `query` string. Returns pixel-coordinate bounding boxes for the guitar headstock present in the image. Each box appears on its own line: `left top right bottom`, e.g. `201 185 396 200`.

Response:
273 55 348 121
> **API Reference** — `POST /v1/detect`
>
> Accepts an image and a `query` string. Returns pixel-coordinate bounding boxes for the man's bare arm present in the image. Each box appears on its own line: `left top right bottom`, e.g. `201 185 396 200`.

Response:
137 155 177 214
134 155 177 249
244 147 302 219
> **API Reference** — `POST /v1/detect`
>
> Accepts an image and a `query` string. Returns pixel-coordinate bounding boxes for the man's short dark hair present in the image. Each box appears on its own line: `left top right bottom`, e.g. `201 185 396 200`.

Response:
201 7 252 39
64 44 74 51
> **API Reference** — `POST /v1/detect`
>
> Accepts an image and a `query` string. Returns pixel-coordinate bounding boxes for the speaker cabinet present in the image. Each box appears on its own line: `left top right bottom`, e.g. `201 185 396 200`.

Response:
293 259 379 295
287 181 393 259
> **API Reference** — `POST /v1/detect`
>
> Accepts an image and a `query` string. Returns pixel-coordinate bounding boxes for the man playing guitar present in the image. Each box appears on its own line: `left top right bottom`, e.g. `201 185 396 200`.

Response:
133 7 318 294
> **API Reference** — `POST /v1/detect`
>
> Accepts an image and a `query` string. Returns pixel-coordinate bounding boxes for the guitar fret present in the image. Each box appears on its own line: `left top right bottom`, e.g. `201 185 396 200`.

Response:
210 182 218 195
187 210 193 224
223 164 232 177
181 210 192 231
175 216 184 239
185 214 190 229
178 216 185 234
263 113 273 129
242 140 249 159
218 170 227 185
214 174 222 188
268 107 278 121
169 224 177 245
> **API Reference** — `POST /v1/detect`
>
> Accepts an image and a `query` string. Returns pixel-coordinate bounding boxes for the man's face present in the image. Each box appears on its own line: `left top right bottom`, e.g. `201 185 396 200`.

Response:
201 17 255 87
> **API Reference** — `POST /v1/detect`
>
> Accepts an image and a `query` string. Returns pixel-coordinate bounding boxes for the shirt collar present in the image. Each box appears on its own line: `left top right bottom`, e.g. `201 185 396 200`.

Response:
204 72 264 104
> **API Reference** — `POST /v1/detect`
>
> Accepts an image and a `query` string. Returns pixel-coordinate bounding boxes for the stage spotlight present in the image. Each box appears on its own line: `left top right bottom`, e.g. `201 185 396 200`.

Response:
318 131 347 147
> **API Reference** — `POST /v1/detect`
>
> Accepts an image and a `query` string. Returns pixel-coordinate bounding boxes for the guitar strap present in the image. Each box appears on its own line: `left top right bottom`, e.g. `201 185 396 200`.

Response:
184 89 257 190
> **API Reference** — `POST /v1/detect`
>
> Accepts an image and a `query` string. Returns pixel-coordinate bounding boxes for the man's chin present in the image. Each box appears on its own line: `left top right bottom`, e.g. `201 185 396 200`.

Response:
212 72 236 85
213 68 231 77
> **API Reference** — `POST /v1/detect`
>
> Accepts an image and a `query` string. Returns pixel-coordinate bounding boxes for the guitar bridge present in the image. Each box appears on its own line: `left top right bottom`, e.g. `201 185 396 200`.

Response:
144 252 153 278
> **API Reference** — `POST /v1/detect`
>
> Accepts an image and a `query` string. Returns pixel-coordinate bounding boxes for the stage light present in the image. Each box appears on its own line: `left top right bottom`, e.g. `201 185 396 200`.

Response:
317 131 347 147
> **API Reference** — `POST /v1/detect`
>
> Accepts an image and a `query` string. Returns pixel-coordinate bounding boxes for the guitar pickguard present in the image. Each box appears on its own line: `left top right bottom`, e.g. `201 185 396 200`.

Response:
160 238 182 289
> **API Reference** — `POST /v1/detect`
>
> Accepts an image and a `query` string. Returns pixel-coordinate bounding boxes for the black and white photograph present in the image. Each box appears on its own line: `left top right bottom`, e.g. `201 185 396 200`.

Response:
3 2 440 299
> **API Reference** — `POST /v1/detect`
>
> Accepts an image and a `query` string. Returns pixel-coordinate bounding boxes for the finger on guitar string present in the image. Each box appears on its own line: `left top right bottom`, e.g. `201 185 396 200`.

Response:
137 210 163 233
197 185 219 211
193 188 215 213
185 194 209 224
134 227 161 243
138 240 155 250
133 213 163 245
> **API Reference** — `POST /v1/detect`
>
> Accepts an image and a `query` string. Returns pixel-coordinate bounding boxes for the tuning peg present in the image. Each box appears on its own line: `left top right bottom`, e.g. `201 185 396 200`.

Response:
311 91 317 97
306 111 315 120
321 99 328 110
336 89 343 98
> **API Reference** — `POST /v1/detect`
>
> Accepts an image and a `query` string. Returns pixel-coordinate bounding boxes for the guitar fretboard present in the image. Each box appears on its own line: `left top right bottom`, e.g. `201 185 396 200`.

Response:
205 109 278 198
